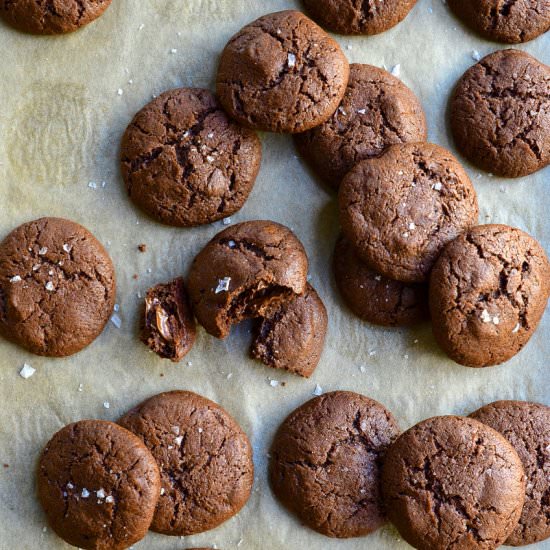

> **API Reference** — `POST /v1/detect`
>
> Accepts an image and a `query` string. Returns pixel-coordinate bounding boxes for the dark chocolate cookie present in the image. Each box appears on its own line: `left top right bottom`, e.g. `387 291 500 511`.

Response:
38 420 161 550
119 391 254 536
429 224 550 368
450 49 550 177
381 416 526 550
121 88 262 227
302 0 418 35
470 400 550 546
270 391 400 538
251 283 327 378
333 235 429 326
140 277 196 362
0 217 116 357
216 10 349 133
339 142 478 283
448 0 550 43
0 0 112 34
187 220 309 338
295 63 427 189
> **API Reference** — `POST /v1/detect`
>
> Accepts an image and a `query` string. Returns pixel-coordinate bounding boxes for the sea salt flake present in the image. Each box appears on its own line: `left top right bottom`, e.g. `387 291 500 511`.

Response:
171 426 180 435
39 247 48 255
472 50 481 61
78 383 83 392
223 217 232 226
33 264 40 271
67 483 74 489
103 402 110 409
105 495 114 504
391 64 401 77
160 488 165 496
10 275 21 283
433 182 442 191
287 53 296 68
402 232 410 238
227 373 233 379
117 89 123 96
338 106 347 116
138 23 145 30
174 436 183 446
215 277 231 294
206 155 215 163
19 363 35 379
357 108 366 115
207 132 214 139
228 239 236 248
170 48 177 54
369 350 376 356
480 309 492 323
313 384 323 396
359 365 366 373
270 380 279 387
45 281 55 292
512 323 521 334
113 303 120 312
374 275 382 281
96 489 106 499
198 427 203 433
63 243 72 253
81 489 90 498
492 316 500 325
110 314 122 328
408 222 416 230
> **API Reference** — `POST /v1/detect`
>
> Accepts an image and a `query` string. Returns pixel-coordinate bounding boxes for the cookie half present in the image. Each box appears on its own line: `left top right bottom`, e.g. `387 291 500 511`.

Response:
450 49 550 177
121 88 262 227
0 217 115 357
187 220 309 338
429 224 550 368
295 63 427 189
38 420 160 550
339 142 478 283
448 0 550 43
270 391 400 538
381 416 526 550
119 391 254 536
217 10 349 133
0 0 112 34
470 400 550 546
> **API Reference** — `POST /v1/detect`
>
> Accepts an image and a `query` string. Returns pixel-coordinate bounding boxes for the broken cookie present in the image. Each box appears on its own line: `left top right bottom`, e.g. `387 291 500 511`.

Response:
251 283 328 378
140 277 196 362
187 220 308 338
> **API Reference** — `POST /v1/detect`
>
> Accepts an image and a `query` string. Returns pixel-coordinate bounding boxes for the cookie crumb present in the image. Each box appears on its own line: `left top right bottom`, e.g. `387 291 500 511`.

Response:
19 363 35 379
137 244 147 253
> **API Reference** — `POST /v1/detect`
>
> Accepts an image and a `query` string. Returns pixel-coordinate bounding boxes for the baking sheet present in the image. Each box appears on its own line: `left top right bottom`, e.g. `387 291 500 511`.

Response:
0 0 548 548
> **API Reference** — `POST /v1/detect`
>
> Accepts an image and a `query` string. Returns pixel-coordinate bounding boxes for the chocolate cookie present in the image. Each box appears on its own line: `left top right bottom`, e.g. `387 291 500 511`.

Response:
333 236 429 326
250 283 327 378
381 416 526 550
429 224 550 368
0 217 116 357
448 0 550 43
339 142 478 283
302 0 418 35
119 391 254 536
38 420 161 550
216 10 349 133
0 0 112 34
187 220 308 338
450 49 550 178
140 277 196 362
121 88 262 227
295 63 427 189
470 400 550 546
270 391 400 538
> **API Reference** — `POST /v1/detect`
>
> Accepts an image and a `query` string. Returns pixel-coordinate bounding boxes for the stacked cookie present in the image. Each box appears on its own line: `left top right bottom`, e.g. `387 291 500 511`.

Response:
38 390 253 549
270 391 550 548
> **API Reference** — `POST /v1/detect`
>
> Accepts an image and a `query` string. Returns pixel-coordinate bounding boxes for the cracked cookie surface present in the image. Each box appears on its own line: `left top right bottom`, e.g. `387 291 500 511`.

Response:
0 217 115 356
119 391 254 536
339 142 478 283
251 283 327 378
429 224 550 367
470 400 550 545
302 0 418 35
38 420 161 550
216 10 349 133
121 88 261 227
187 220 308 338
270 391 400 538
450 49 550 177
381 415 526 550
448 0 550 43
294 63 427 189
333 235 429 326
0 0 112 34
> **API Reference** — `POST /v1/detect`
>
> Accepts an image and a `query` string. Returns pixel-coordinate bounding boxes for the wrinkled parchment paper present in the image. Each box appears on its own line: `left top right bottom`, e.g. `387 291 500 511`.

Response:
0 1 548 548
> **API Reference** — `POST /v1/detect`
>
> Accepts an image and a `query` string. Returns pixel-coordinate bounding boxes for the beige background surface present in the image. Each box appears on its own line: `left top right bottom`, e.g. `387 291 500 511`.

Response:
0 0 548 549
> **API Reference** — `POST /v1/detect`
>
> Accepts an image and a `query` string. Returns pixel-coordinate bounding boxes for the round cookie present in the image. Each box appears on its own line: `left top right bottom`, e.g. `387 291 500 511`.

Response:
0 217 116 357
470 400 550 545
119 391 254 536
270 391 400 538
216 10 349 133
302 0 418 35
251 283 328 378
187 220 308 338
381 416 526 550
333 235 429 326
295 63 427 189
339 142 479 283
450 49 550 178
447 0 550 43
121 88 262 227
429 224 550 368
0 0 112 34
38 420 161 550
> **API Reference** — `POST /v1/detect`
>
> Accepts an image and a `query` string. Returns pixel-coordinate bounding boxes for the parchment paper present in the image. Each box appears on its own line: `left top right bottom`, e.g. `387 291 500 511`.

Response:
0 1 548 548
